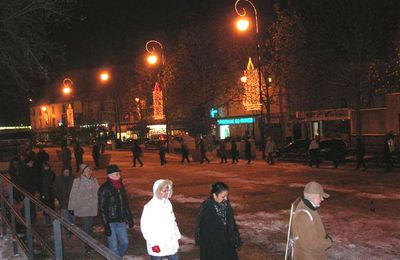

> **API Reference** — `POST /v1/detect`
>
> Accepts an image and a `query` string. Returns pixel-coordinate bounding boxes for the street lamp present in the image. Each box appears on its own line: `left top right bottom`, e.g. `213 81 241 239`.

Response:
145 40 170 150
62 78 73 95
235 0 272 155
100 72 110 82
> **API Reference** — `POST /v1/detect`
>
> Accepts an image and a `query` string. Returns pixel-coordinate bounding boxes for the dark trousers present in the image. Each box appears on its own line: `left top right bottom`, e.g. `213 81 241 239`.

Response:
384 154 393 172
309 149 320 168
355 156 367 170
220 156 227 163
75 156 83 172
267 152 274 164
231 151 239 163
133 155 143 167
246 153 251 164
160 154 167 165
81 216 94 250
200 151 210 163
181 153 190 163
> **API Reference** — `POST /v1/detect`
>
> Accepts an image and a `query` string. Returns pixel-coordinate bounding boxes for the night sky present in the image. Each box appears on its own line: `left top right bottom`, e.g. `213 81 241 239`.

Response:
1 0 274 125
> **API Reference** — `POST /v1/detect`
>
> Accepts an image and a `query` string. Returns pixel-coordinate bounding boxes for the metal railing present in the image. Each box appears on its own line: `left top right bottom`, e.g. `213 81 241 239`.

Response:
0 172 120 260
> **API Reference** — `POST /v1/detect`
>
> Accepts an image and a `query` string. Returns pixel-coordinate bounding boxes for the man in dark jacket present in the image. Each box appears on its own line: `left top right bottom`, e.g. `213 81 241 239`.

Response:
181 141 190 163
41 162 55 226
159 142 167 166
37 147 50 167
230 140 239 164
199 138 210 164
355 137 368 171
245 138 252 164
53 168 75 235
131 141 143 167
61 144 72 172
98 164 133 257
73 141 84 172
92 141 101 168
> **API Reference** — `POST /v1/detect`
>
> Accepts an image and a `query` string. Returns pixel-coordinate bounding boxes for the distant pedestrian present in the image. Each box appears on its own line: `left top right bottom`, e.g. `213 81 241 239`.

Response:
292 181 332 259
74 141 84 172
265 136 277 165
355 138 367 171
230 140 239 164
41 162 55 227
68 164 99 253
308 138 320 168
181 141 190 163
195 182 241 260
53 168 75 235
37 147 50 167
131 141 143 167
219 140 228 164
141 179 181 260
245 138 252 164
92 141 101 169
330 138 346 169
61 144 72 172
98 164 134 257
383 134 395 172
159 142 167 166
199 138 210 164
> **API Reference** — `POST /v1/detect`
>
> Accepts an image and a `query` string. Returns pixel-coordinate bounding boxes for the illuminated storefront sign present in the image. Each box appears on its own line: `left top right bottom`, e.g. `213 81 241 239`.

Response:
217 117 254 125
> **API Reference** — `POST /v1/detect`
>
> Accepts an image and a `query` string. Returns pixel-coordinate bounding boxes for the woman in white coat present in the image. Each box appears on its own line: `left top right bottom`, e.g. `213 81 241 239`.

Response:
68 164 99 253
140 179 181 260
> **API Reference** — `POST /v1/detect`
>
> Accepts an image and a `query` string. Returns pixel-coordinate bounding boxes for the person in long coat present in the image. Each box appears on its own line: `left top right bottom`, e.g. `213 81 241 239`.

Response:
265 136 277 165
74 141 84 172
219 140 228 164
245 138 252 164
41 162 55 226
195 182 241 260
355 137 368 171
230 140 239 164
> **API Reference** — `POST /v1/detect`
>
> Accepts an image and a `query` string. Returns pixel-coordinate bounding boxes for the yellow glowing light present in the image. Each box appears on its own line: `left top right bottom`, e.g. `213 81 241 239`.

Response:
41 106 47 112
240 76 247 83
236 18 250 31
135 97 140 102
100 72 110 82
147 54 158 65
63 86 72 95
268 77 272 83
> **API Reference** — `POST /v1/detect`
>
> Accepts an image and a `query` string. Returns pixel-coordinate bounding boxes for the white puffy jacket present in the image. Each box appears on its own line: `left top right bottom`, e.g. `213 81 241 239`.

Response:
140 179 181 256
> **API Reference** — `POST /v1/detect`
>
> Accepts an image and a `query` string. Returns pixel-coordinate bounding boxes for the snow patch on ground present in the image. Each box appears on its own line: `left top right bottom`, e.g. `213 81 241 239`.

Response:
172 194 203 204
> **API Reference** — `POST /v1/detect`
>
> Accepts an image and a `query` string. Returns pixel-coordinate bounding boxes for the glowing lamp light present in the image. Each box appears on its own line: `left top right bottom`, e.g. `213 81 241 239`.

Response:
147 54 158 65
100 72 110 82
41 106 47 112
240 76 247 83
236 18 250 31
268 77 272 83
63 86 72 95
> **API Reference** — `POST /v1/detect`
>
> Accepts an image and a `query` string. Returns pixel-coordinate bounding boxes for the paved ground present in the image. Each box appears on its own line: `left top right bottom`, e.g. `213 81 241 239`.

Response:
1 147 400 259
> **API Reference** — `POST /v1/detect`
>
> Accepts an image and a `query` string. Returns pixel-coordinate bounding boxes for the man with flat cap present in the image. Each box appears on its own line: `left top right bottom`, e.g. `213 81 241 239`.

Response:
292 181 332 260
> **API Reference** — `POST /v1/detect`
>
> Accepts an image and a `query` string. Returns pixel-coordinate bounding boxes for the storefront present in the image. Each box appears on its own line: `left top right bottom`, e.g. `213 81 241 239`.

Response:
294 108 351 141
216 116 255 140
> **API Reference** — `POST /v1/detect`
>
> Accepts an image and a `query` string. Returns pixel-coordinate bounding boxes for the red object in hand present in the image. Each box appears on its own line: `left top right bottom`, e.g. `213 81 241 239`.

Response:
152 245 161 253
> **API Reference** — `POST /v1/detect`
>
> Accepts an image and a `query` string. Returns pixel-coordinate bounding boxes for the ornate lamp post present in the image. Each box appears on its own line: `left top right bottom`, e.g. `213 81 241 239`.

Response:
235 0 272 154
145 40 170 150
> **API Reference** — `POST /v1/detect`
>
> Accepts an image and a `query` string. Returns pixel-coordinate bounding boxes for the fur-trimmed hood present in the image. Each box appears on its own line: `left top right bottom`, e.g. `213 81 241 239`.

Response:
153 179 173 200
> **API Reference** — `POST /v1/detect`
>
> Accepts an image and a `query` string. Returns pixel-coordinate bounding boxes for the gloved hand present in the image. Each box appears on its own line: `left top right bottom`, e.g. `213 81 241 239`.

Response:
152 245 161 253
128 219 134 228
104 224 111 237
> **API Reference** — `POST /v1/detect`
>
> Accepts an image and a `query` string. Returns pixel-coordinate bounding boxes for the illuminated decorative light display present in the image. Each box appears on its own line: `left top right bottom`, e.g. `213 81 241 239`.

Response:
152 82 164 120
67 104 75 127
242 57 262 111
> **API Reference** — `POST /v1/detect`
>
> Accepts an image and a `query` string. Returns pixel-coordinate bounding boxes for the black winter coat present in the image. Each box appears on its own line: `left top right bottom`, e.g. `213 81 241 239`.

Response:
195 198 241 260
98 179 133 225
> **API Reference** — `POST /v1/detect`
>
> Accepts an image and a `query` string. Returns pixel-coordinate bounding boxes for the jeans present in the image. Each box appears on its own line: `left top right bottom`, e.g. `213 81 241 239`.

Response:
81 216 94 250
108 222 129 257
150 253 179 260
61 209 75 236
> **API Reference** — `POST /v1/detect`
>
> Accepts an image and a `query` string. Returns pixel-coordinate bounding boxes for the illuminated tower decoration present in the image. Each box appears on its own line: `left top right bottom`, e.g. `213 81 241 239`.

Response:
242 57 263 111
66 104 75 127
152 82 164 120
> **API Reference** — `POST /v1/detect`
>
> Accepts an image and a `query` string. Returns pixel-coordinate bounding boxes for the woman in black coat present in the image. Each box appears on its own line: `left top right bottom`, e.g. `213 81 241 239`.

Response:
195 182 241 260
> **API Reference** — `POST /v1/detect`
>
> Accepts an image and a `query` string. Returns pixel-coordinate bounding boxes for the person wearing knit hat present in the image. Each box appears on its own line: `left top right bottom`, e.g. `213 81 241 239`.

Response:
292 181 332 260
98 164 134 257
68 164 99 253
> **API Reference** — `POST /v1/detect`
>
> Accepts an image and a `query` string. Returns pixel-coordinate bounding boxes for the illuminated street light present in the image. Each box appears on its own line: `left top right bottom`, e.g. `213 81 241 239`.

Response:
147 54 158 65
236 18 250 31
62 78 73 95
100 72 110 82
268 77 272 83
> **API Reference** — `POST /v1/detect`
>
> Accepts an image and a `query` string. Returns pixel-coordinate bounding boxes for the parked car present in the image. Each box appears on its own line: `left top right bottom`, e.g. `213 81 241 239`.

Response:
278 139 347 162
144 135 165 150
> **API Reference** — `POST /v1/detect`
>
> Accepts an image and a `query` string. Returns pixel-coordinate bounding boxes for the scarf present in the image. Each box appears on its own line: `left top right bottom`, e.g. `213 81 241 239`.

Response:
109 178 122 190
214 200 228 226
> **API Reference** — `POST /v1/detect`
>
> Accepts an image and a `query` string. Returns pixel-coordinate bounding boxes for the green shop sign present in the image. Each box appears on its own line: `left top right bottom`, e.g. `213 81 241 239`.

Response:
217 117 254 125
